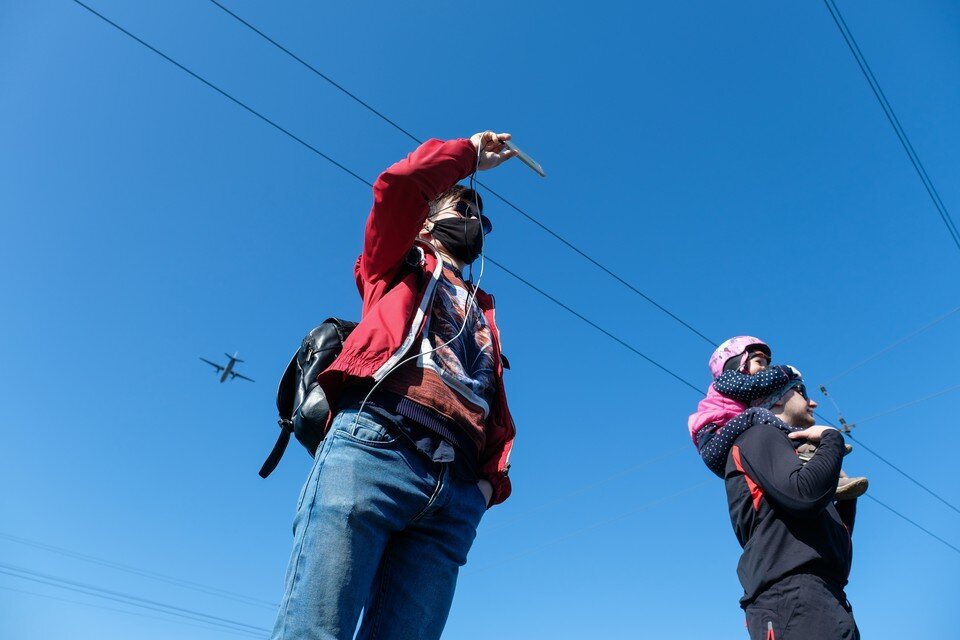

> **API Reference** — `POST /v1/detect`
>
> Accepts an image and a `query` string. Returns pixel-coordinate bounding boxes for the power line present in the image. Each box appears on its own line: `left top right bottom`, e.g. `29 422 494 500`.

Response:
69 1 371 189
70 0 959 558
69 0 694 399
861 494 960 556
0 530 277 610
3 450 686 619
823 304 960 385
0 563 269 635
854 382 960 426
0 584 265 639
210 0 960 368
823 0 960 252
499 248 960 521
499 246 960 522
205 0 422 145
814 412 960 516
487 258 704 394
99 0 960 380
848 433 960 517
204 0 717 346
0 562 270 637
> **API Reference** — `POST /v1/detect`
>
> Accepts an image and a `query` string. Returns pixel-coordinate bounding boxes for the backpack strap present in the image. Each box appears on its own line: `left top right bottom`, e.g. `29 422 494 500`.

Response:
259 318 358 479
259 352 300 478
258 424 292 479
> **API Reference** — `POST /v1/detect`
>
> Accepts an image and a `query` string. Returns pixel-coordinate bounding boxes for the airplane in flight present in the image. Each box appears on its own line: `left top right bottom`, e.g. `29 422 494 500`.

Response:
200 352 254 383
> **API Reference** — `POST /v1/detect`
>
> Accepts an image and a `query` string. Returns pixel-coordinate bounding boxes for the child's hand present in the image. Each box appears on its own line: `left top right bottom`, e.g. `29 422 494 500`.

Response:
784 365 802 379
788 426 837 444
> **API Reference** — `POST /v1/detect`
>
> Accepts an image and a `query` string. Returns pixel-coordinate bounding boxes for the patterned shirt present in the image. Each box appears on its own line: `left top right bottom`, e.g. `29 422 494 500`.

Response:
377 264 497 455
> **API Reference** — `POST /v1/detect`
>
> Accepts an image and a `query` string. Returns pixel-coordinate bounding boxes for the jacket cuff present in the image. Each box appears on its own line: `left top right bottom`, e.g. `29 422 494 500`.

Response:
480 469 512 508
451 137 478 180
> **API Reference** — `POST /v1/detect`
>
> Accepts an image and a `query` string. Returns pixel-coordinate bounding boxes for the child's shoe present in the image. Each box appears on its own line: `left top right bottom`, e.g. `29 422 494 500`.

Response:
796 442 817 462
795 441 853 463
836 474 869 500
795 441 867 499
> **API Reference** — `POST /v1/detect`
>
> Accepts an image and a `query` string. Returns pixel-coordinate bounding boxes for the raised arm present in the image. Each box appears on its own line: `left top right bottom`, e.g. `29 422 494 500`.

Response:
713 365 795 404
360 138 477 284
359 132 516 285
734 424 844 517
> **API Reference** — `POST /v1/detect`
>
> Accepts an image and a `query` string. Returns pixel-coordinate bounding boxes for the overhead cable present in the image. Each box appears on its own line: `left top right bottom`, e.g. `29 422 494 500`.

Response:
69 0 959 556
487 258 704 394
210 0 960 366
70 0 691 399
861 495 960 556
0 530 277 609
848 433 960 517
814 413 960 516
823 0 960 252
490 262 960 521
0 562 270 637
205 0 422 145
70 1 370 188
204 0 718 346
854 382 960 427
824 304 960 385
0 584 265 639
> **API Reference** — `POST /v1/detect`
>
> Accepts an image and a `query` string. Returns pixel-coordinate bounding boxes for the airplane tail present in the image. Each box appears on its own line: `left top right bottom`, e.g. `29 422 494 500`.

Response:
226 352 244 363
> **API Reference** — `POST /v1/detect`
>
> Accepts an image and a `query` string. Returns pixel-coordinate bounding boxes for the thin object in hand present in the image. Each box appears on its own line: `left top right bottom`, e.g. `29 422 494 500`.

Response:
502 140 546 177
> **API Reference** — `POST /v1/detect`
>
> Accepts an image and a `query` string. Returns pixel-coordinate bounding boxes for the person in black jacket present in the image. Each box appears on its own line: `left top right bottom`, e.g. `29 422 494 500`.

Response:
724 377 859 639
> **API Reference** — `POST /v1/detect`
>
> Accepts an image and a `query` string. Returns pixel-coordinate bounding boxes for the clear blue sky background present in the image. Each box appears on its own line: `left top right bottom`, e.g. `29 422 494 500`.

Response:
2 1 959 638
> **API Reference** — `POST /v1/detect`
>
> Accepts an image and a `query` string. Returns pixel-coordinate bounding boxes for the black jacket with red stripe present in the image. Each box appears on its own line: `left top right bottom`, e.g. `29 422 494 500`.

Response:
723 408 855 606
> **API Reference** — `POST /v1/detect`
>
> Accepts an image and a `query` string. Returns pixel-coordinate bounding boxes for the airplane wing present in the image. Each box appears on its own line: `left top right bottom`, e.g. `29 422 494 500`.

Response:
230 371 255 383
199 357 225 373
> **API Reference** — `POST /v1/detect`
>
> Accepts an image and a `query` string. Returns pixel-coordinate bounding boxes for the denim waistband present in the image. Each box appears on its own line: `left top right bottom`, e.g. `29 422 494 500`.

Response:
336 389 478 481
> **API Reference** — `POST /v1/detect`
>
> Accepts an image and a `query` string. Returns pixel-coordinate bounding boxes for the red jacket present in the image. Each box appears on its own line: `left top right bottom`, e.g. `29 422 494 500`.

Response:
318 138 516 506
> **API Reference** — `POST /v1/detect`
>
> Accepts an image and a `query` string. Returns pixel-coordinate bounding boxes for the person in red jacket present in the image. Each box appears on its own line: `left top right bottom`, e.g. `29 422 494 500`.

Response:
270 132 518 640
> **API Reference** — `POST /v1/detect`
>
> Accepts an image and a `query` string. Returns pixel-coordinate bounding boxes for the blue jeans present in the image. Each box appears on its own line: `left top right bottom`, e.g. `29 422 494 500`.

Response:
270 408 488 640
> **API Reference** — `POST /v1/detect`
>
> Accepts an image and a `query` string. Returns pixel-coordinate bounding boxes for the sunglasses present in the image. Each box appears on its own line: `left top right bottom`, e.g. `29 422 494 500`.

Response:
450 200 493 235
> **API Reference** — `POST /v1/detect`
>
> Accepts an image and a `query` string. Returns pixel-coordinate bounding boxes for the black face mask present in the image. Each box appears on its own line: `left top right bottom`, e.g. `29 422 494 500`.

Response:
429 216 485 264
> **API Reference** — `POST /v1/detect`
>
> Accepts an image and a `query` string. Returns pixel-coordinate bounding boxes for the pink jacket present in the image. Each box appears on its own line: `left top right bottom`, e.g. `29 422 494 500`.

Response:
687 385 746 446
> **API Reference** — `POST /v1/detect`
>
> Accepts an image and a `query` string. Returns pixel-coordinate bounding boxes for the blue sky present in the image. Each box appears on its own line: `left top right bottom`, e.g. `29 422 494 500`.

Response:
2 0 959 637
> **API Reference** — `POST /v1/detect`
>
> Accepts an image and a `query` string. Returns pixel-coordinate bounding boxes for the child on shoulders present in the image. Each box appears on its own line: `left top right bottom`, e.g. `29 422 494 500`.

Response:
689 336 867 499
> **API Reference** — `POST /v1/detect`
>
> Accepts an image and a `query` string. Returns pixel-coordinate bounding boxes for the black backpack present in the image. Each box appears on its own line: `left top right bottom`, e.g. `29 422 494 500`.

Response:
259 318 357 478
